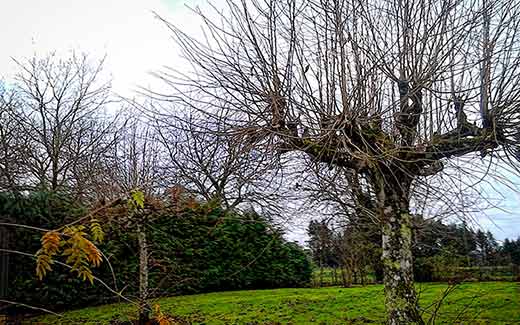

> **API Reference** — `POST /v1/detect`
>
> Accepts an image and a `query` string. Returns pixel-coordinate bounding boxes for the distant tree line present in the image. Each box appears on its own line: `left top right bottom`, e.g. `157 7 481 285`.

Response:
307 215 382 287
307 216 520 286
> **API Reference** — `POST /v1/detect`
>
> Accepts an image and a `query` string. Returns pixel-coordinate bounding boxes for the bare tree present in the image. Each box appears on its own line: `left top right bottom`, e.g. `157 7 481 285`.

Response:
0 86 28 191
150 108 286 212
11 53 118 198
154 0 520 323
98 118 166 324
102 119 164 198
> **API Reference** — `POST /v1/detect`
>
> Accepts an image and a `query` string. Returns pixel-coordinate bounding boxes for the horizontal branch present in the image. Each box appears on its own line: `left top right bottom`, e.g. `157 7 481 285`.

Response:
407 131 498 163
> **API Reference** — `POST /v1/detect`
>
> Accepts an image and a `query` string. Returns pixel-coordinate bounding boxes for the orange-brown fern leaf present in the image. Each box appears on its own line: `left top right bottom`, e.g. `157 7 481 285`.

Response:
62 226 103 283
63 246 84 266
62 226 87 268
186 197 198 210
76 264 95 284
154 304 173 325
83 239 102 267
41 231 61 255
35 252 54 280
63 225 87 237
35 231 62 280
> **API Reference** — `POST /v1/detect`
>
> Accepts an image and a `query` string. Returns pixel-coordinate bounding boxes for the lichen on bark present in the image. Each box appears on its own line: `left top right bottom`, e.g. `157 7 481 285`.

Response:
376 174 424 325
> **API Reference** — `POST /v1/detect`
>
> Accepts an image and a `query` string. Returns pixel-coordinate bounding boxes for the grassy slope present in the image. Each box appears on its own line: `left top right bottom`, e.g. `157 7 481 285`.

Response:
34 282 519 324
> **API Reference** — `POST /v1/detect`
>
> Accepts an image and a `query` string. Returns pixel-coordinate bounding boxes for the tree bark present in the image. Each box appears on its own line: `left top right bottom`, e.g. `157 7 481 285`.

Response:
376 176 424 325
344 261 353 287
340 267 347 287
137 223 150 324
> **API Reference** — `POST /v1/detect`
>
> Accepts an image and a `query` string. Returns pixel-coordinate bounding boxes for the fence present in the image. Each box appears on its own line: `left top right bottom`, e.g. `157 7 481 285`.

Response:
431 265 520 282
312 265 520 288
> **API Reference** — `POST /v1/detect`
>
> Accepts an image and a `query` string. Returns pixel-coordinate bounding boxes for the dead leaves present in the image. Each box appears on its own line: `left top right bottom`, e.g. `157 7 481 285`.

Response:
36 224 104 284
35 231 61 280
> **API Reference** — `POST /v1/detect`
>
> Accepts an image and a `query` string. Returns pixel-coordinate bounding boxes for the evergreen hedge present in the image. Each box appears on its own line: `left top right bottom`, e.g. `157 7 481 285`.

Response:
1 192 312 312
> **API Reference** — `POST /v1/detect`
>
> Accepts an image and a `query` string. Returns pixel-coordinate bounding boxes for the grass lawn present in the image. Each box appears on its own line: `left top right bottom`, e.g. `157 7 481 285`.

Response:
32 282 519 324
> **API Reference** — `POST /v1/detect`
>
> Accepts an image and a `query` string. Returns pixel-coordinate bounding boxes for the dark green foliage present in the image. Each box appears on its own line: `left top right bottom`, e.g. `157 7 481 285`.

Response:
502 237 520 265
307 218 383 285
3 192 311 312
1 192 93 313
116 208 312 297
306 220 338 268
412 216 520 282
305 213 520 285
0 191 85 227
413 258 435 282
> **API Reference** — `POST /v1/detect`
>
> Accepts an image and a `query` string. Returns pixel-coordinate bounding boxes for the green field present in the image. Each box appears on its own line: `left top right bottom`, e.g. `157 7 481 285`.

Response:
33 282 519 324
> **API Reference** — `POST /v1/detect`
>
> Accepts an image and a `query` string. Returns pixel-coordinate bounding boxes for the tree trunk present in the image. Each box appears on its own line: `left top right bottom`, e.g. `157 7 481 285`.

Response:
344 261 353 287
340 266 347 287
376 177 424 325
137 224 150 324
319 262 324 287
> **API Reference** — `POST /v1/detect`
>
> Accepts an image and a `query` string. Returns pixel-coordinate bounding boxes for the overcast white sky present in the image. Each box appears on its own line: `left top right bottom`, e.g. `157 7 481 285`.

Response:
1 0 519 242
0 0 210 95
